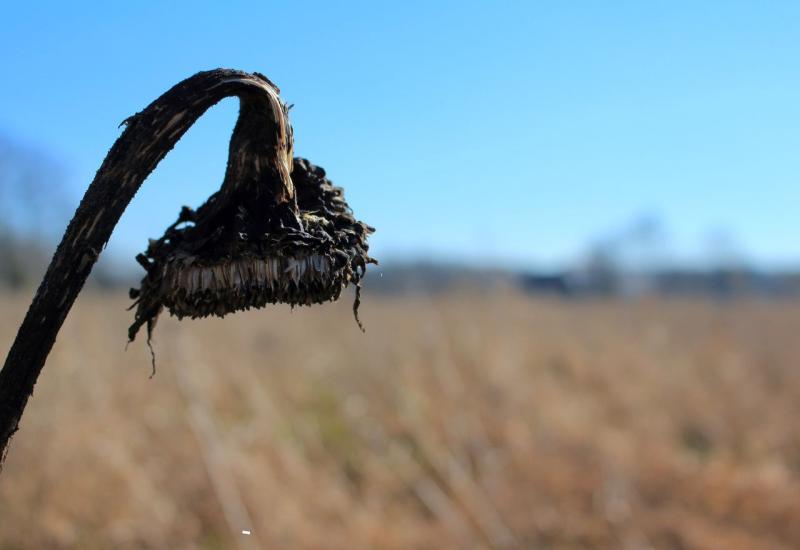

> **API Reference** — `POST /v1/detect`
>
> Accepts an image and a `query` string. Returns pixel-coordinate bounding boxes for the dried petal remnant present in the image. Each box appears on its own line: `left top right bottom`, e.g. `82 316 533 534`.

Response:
165 254 338 317
128 158 375 341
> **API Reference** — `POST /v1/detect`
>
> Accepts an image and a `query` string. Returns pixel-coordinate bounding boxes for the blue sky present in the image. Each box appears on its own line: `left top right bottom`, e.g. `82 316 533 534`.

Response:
0 1 798 270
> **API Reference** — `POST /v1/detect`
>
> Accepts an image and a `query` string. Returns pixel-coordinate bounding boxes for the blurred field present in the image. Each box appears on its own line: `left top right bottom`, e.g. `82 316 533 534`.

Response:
0 289 799 549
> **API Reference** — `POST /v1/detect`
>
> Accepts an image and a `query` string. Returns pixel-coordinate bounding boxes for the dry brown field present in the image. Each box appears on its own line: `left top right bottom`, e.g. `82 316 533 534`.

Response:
0 289 799 549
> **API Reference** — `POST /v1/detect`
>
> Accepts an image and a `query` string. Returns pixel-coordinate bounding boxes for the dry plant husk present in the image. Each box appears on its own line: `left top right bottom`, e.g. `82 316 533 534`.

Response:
128 157 375 342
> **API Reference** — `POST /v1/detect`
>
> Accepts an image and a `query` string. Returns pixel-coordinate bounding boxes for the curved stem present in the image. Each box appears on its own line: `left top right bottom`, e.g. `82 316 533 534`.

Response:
0 69 294 465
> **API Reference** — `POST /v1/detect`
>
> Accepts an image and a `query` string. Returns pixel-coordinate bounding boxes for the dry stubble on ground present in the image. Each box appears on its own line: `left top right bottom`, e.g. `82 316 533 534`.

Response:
0 289 799 549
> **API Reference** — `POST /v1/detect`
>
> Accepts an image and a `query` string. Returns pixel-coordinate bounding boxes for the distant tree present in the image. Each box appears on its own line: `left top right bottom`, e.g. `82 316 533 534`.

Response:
582 240 621 294
704 226 747 270
0 135 70 287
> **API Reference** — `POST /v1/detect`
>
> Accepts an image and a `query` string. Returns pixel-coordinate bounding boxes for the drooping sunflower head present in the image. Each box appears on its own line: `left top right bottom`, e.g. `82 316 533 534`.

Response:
128 158 374 342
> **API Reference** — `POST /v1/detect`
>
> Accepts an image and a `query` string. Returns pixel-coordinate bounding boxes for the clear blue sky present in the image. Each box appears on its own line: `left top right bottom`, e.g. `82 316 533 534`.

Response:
1 1 798 270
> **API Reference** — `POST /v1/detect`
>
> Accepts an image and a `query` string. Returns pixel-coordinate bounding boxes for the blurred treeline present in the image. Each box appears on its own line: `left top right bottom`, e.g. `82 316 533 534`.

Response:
369 215 800 299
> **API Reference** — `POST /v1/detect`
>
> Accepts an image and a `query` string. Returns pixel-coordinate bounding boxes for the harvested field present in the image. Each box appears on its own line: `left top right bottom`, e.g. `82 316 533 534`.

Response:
1 290 799 549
